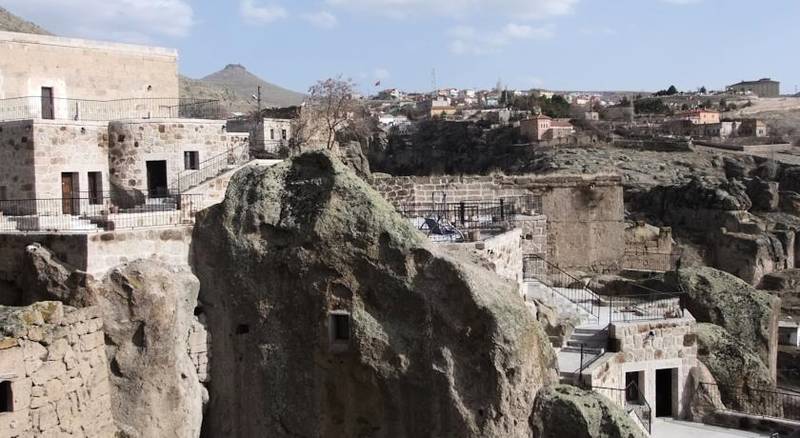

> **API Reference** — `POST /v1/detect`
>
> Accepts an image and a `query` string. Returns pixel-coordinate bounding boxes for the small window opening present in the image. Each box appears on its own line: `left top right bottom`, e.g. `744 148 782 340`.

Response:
0 381 13 413
235 324 249 335
270 129 275 140
281 129 287 140
184 151 200 170
88 172 103 205
330 312 351 342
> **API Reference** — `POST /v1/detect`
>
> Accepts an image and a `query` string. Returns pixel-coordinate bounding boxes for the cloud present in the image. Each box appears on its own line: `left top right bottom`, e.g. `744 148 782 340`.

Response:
325 0 578 20
2 0 194 42
449 23 554 55
303 11 339 29
240 0 288 25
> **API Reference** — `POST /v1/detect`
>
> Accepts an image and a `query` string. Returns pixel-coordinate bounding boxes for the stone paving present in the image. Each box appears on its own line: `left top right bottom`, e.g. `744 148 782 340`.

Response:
652 418 770 438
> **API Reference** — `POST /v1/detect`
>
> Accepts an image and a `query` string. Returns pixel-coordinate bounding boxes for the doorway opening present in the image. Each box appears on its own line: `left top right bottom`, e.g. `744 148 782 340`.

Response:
61 172 79 215
655 368 676 417
146 160 168 197
41 87 54 119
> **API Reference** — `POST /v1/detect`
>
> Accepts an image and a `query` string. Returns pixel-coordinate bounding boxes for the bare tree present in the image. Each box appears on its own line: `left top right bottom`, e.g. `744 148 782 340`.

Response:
302 76 361 150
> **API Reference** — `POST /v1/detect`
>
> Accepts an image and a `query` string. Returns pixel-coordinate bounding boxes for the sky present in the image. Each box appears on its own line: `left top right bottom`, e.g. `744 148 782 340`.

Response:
4 0 800 95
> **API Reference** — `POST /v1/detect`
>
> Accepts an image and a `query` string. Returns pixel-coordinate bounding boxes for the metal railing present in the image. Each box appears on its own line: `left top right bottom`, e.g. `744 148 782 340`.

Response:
0 192 202 232
0 97 225 122
169 144 251 194
594 382 652 434
608 292 686 323
397 196 540 233
697 382 800 421
622 250 682 272
523 254 601 318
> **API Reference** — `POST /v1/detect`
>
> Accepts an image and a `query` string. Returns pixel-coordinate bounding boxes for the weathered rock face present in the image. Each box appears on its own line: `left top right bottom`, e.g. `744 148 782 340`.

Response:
529 385 646 438
746 178 779 212
98 261 204 438
17 243 98 308
665 267 780 380
694 323 778 416
193 151 557 438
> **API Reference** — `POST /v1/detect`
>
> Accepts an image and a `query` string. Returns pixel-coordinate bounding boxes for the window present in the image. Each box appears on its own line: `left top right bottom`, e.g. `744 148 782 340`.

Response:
0 186 6 201
270 129 275 140
88 172 103 205
184 151 200 170
0 381 12 413
625 371 642 403
41 87 54 120
329 312 351 346
281 129 288 140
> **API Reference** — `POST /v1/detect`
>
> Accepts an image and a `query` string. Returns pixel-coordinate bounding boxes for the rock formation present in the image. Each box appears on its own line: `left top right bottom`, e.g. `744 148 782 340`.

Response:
529 385 647 438
98 261 204 438
694 323 778 416
11 245 205 438
665 267 780 379
193 151 557 437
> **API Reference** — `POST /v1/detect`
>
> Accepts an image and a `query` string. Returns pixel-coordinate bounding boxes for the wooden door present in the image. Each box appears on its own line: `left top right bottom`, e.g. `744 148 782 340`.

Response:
61 173 75 215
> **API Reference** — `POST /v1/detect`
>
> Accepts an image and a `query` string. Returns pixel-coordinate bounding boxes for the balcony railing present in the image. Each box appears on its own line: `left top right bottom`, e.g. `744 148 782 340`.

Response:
523 254 601 319
397 195 541 234
0 97 225 122
169 144 251 194
0 191 202 232
607 292 686 323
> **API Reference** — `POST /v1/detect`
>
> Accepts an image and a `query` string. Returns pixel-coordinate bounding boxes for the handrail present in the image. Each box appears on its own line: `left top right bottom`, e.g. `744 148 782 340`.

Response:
593 382 652 434
168 143 251 194
697 382 799 421
523 254 601 318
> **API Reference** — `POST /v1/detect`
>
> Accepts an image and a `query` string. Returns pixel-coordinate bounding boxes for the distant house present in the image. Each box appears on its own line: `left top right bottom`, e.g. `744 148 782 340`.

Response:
520 115 575 142
738 119 768 137
726 78 780 98
676 109 720 125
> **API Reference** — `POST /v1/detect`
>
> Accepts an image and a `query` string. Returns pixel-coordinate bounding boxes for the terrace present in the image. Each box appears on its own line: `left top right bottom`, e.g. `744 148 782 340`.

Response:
0 96 225 122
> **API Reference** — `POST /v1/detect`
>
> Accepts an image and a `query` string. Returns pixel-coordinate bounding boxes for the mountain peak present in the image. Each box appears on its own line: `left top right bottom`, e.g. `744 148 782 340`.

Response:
0 6 52 35
223 64 248 72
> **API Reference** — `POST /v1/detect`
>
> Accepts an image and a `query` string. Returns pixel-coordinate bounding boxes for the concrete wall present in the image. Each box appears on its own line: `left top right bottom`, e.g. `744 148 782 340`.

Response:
372 173 625 272
0 302 116 437
0 31 178 101
108 119 247 195
0 227 192 281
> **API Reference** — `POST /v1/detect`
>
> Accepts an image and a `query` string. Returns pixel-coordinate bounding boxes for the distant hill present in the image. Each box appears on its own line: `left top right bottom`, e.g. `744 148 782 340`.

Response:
180 64 305 114
0 6 51 35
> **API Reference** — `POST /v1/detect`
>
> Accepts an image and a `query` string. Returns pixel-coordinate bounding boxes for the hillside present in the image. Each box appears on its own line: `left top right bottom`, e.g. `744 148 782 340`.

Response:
0 6 51 34
180 64 305 113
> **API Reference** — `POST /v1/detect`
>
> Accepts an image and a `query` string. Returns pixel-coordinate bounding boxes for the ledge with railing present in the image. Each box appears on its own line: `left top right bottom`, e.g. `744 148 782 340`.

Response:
169 144 251 194
0 97 225 122
697 382 800 421
606 291 686 323
523 254 601 319
622 250 682 273
593 383 653 434
0 191 202 232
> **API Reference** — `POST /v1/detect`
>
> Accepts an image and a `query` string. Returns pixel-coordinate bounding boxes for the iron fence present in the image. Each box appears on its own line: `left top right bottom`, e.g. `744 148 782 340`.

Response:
169 144 251 193
397 196 539 234
608 292 685 323
0 192 202 232
593 383 652 434
697 382 800 421
0 97 225 122
622 250 682 272
523 254 600 318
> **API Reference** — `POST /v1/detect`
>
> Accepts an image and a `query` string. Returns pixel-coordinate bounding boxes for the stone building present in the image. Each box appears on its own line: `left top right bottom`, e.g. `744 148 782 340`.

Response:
228 117 293 156
726 78 781 98
520 115 575 142
0 30 178 119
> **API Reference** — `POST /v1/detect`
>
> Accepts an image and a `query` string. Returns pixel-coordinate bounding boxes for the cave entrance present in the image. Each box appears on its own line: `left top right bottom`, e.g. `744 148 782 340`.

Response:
656 368 676 417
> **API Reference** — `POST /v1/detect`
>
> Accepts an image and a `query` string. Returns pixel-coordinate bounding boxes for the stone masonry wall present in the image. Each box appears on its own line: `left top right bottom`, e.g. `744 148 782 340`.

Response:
32 120 110 202
589 317 700 418
108 119 248 195
0 302 115 437
0 120 36 201
0 31 178 101
372 173 625 272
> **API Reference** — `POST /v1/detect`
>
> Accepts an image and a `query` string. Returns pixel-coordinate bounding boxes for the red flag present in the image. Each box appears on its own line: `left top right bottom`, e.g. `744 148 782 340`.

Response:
374 80 381 87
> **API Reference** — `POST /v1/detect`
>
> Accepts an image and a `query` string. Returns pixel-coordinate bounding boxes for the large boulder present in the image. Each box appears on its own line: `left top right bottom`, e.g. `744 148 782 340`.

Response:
98 260 205 438
665 267 780 380
746 178 779 212
529 385 646 438
694 323 779 417
17 243 99 307
193 151 558 438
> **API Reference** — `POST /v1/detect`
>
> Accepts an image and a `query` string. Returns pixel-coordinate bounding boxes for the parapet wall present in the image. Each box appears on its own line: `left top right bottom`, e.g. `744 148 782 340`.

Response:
372 173 625 272
0 226 192 281
0 302 115 437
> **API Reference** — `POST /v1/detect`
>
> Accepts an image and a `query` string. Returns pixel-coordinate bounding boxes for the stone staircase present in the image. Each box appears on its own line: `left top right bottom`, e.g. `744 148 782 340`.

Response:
557 323 609 382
